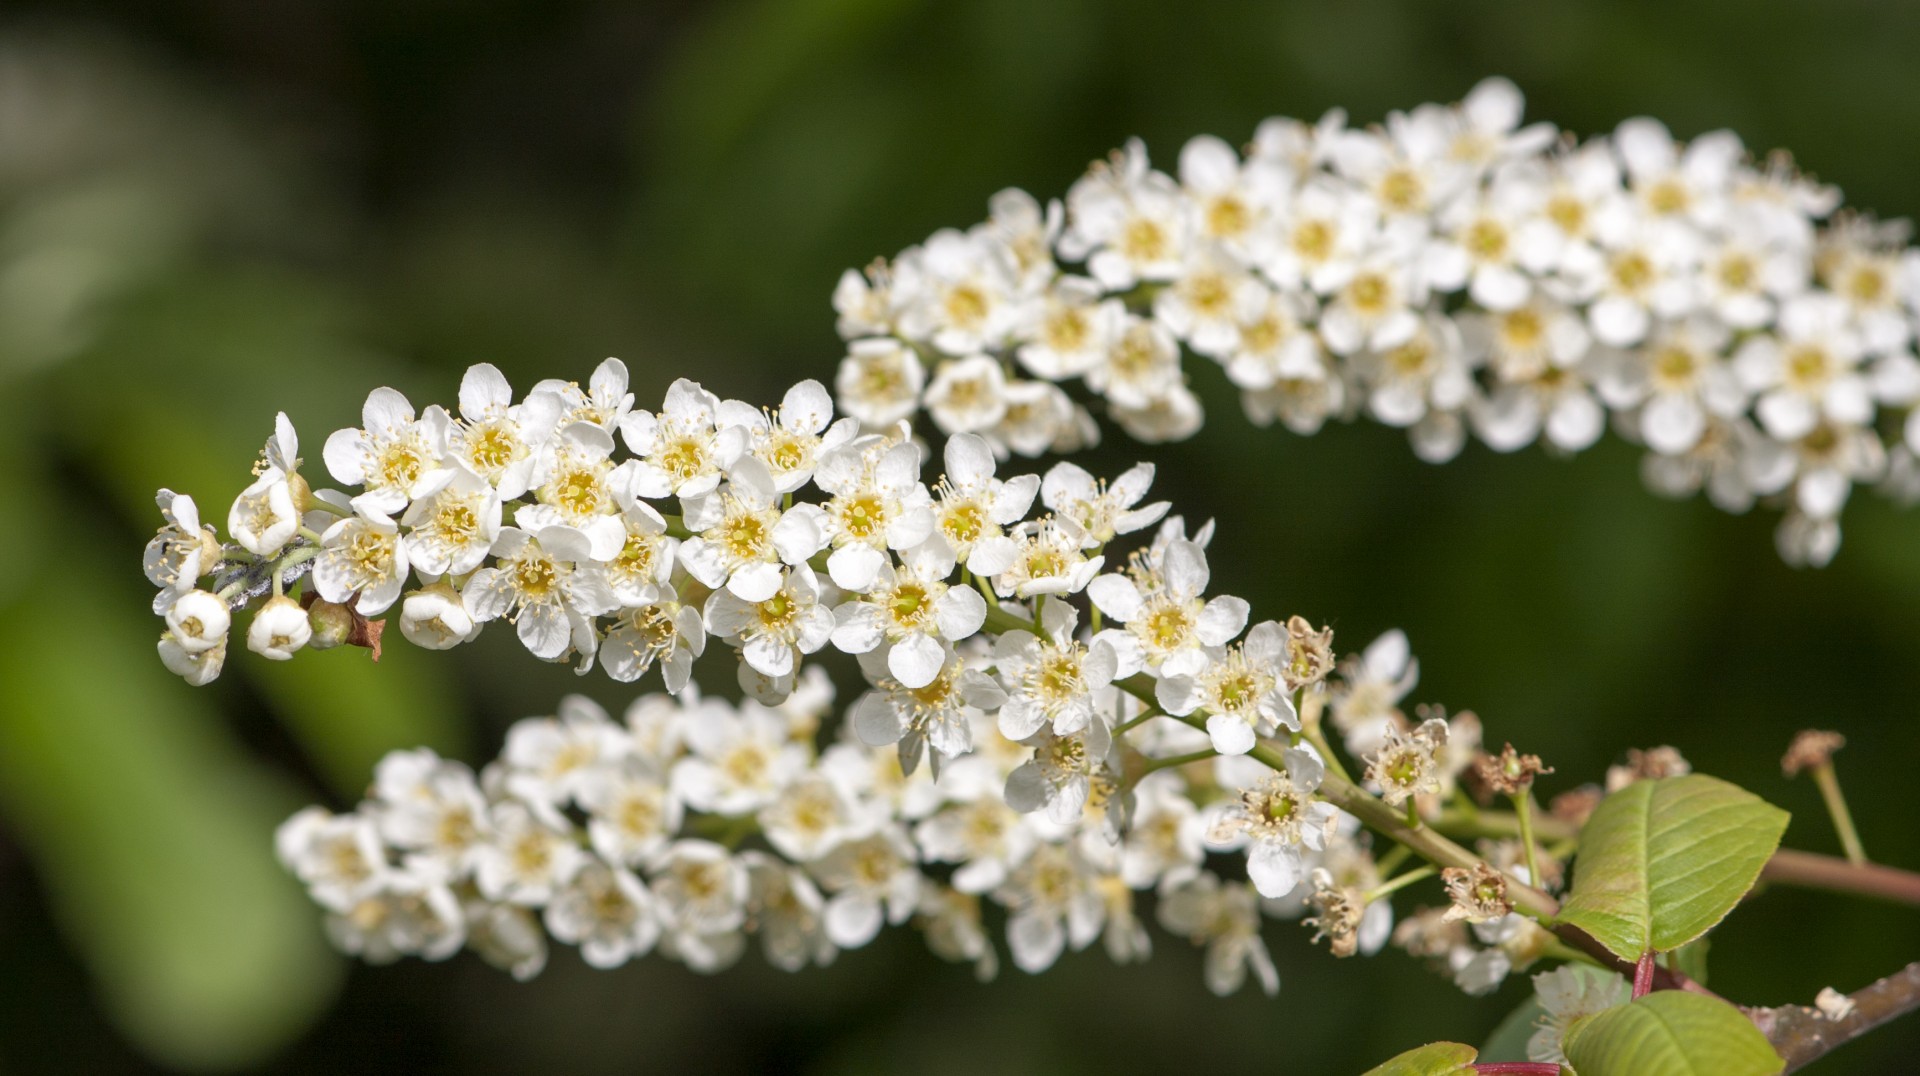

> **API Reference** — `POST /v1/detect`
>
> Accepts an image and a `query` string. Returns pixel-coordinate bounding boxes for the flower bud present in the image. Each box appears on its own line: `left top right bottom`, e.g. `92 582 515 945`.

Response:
159 632 226 686
399 584 479 650
248 595 313 660
165 589 231 653
287 470 314 515
306 598 354 650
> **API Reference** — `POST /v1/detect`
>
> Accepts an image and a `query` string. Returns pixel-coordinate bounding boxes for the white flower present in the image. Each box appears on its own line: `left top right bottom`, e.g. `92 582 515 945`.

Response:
371 749 491 880
993 841 1105 973
1354 313 1476 430
913 767 1036 894
677 459 827 602
532 356 635 431
599 588 706 690
247 594 312 660
814 438 935 592
544 859 661 969
1157 873 1279 996
1111 383 1207 444
830 544 985 689
895 228 1024 354
1527 965 1630 1064
1087 537 1246 677
461 527 618 661
228 467 300 559
1155 248 1265 358
702 563 836 679
276 807 390 912
757 774 856 863
577 760 681 867
1612 117 1742 234
718 378 855 494
618 378 748 500
1261 180 1376 294
1003 728 1105 826
991 379 1096 457
834 338 925 428
399 583 482 650
324 868 465 964
1592 318 1746 455
1040 460 1169 549
1177 132 1288 263
313 509 411 616
851 647 1006 777
924 354 1010 435
1564 215 1697 348
671 702 806 814
1329 628 1419 758
1207 748 1338 897
474 800 585 906
500 696 632 807
1016 279 1121 380
1220 288 1323 391
994 599 1121 742
158 630 226 685
1060 138 1189 289
1118 771 1205 890
145 490 216 594
446 362 562 499
322 387 449 516
929 432 1039 576
163 588 230 654
1085 314 1183 411
400 464 502 577
1157 619 1299 755
649 839 749 937
993 516 1104 598
1319 252 1427 357
742 851 834 972
465 899 548 981
1470 355 1607 454
810 828 922 949
514 422 629 562
1736 294 1873 441
916 884 998 981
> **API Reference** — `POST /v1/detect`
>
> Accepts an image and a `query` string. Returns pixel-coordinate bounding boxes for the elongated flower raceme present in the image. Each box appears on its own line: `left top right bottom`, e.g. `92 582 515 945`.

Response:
832 77 1920 566
153 360 1559 998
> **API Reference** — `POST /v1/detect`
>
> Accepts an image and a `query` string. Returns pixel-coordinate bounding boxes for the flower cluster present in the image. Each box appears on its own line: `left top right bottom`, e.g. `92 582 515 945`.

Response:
147 363 1548 992
832 77 1920 565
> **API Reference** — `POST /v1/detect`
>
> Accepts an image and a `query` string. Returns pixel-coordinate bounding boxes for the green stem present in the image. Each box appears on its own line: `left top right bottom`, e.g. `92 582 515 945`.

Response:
1374 842 1413 877
1364 865 1437 904
1113 707 1166 736
1811 763 1869 866
1139 749 1216 777
1514 791 1544 889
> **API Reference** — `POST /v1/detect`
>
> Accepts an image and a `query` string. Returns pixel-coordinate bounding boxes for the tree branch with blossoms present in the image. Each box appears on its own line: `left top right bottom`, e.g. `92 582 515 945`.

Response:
144 75 1920 1076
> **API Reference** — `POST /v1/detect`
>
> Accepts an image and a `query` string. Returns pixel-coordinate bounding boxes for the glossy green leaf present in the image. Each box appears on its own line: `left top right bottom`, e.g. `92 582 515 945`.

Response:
1360 1041 1477 1075
1564 992 1782 1076
1558 775 1788 961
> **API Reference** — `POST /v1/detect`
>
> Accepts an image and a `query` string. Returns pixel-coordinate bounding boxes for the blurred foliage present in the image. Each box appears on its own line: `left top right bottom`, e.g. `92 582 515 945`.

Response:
0 1 1918 1073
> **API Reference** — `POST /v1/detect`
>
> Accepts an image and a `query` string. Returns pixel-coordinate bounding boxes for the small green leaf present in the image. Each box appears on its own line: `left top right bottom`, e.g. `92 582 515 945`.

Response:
1558 775 1788 961
1360 1041 1478 1075
1564 992 1782 1076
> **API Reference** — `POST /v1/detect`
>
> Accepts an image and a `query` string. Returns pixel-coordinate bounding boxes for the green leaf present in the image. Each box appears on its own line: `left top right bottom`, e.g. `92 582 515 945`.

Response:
1360 1041 1478 1075
1557 775 1788 961
1564 992 1782 1076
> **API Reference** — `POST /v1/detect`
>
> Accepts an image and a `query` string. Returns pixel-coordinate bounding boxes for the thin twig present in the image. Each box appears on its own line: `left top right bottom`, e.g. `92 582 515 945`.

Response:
1751 961 1920 1073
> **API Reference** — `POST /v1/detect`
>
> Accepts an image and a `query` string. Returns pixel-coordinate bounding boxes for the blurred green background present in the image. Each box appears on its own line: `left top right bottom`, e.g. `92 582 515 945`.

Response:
1 1 1918 1072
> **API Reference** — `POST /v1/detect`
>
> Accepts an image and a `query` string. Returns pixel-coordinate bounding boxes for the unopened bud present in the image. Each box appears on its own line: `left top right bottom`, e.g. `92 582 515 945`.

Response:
399 584 480 651
287 471 314 515
306 597 354 650
165 589 230 654
248 595 313 660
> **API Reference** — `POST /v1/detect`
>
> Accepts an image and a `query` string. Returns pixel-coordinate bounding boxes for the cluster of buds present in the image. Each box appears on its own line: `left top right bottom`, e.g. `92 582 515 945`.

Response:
833 77 1920 565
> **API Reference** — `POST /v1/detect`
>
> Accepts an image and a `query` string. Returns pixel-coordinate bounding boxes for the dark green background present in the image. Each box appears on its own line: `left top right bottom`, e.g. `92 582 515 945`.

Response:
0 1 1916 1072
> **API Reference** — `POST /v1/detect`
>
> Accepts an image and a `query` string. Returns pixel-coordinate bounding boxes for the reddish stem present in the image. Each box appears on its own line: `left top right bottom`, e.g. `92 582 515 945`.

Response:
1632 951 1656 999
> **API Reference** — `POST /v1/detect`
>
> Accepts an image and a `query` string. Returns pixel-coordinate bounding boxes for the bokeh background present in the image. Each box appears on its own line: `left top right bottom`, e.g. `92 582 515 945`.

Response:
1 1 1918 1072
